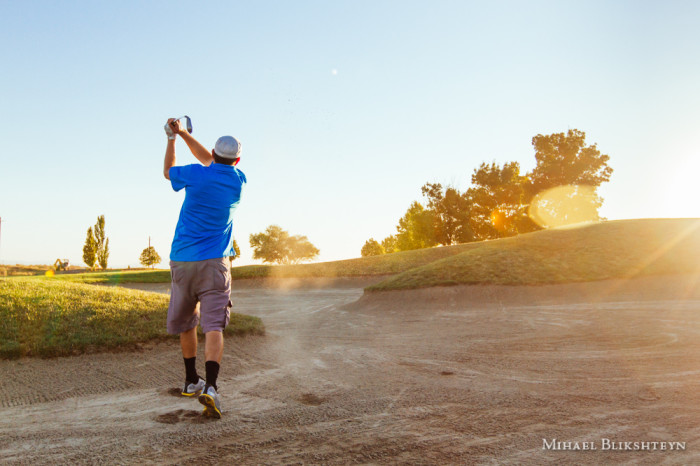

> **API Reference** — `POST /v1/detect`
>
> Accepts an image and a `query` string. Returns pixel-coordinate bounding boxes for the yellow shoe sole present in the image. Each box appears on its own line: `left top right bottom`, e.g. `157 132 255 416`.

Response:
198 393 222 419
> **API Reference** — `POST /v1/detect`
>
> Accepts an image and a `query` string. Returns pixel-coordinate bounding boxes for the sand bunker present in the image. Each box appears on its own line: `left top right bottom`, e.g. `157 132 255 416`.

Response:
1 274 700 464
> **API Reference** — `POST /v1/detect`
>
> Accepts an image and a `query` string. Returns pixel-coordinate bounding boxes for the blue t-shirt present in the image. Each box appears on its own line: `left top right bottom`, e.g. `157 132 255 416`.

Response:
169 163 247 261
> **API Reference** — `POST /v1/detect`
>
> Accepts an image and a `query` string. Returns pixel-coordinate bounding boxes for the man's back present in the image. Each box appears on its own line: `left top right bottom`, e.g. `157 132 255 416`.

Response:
169 163 247 262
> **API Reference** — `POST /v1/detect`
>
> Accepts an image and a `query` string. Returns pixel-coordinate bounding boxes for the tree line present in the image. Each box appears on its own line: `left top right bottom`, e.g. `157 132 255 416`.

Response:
79 214 317 269
78 129 610 268
362 129 613 256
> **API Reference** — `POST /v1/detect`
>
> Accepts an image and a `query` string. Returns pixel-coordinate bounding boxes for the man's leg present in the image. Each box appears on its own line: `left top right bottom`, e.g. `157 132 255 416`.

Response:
197 258 231 418
204 330 224 389
180 326 201 385
168 260 202 392
181 326 197 358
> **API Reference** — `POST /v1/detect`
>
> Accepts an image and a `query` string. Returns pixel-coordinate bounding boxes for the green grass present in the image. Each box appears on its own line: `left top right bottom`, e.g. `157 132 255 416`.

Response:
52 269 172 284
227 244 476 279
39 218 700 293
0 278 264 359
368 218 700 291
54 244 477 284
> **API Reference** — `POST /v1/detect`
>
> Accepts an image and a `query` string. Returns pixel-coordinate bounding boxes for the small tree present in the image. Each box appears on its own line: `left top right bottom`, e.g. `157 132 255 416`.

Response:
94 215 110 270
249 225 320 265
361 238 385 257
139 246 161 269
82 227 97 269
230 238 241 261
98 238 109 270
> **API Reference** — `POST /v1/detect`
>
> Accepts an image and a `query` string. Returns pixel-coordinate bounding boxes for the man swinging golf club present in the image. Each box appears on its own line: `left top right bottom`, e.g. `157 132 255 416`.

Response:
163 117 246 418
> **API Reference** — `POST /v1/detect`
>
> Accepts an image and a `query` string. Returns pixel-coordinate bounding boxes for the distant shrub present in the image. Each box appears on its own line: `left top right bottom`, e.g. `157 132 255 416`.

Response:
361 238 385 257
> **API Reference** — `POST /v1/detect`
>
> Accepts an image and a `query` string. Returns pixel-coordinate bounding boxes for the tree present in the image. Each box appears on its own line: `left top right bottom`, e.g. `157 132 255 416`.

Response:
467 162 532 240
528 185 602 228
288 235 320 263
528 129 613 192
98 238 109 270
94 215 110 270
395 201 438 251
230 238 241 261
139 246 161 268
82 227 97 269
381 235 397 254
249 225 320 265
361 238 385 257
526 129 613 226
421 183 474 245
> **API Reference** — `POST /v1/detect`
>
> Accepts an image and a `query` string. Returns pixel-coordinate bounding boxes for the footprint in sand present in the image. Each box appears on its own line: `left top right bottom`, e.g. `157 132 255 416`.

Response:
154 409 216 424
298 393 326 406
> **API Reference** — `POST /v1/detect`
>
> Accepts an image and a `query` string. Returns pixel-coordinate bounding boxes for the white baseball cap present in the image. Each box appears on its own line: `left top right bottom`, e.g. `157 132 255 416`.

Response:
214 136 241 159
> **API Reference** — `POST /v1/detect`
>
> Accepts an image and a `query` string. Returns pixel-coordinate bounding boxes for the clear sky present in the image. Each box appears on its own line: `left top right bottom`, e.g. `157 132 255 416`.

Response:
1 0 699 268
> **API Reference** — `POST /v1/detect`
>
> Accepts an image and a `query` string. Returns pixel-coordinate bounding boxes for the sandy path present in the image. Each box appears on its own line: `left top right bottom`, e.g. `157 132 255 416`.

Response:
2 275 700 464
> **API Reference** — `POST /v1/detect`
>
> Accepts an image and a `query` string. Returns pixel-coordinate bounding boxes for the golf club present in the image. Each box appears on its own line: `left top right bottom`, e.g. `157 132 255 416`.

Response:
173 115 193 134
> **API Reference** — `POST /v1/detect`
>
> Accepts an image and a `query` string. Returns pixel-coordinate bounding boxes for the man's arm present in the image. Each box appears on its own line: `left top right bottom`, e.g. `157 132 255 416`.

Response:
163 138 176 180
163 118 179 179
168 119 213 166
178 131 214 166
163 117 215 180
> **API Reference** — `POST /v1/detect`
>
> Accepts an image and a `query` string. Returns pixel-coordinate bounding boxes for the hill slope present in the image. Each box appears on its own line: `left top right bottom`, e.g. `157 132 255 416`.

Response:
55 241 477 284
368 218 700 291
51 219 700 290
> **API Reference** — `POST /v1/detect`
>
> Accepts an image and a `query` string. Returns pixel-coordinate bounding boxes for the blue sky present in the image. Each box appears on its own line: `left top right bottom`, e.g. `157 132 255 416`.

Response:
1 1 699 267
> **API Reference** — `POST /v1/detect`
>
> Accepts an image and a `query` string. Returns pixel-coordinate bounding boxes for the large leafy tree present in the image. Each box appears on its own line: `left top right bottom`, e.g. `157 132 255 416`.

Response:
529 129 613 192
421 183 474 245
249 225 320 265
82 227 97 269
526 129 613 226
395 201 438 251
467 162 532 240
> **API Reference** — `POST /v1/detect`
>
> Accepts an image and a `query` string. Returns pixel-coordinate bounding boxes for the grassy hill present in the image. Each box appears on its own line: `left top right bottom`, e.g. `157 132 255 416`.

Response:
47 219 700 292
0 278 264 359
368 218 700 291
53 242 477 284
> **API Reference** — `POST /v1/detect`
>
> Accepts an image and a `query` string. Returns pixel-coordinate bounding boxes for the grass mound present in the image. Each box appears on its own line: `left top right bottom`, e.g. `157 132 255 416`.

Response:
0 278 264 359
368 218 700 291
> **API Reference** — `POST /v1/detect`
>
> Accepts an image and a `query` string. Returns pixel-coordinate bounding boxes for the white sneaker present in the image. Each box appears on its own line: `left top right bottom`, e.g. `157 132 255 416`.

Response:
198 384 222 418
181 377 205 397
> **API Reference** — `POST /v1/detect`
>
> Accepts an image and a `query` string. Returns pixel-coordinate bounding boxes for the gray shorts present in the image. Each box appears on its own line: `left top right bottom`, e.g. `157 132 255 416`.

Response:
167 258 232 334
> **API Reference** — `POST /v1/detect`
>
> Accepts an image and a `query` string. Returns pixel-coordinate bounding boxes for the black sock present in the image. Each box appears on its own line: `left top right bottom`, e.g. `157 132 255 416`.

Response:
205 361 220 390
184 357 199 384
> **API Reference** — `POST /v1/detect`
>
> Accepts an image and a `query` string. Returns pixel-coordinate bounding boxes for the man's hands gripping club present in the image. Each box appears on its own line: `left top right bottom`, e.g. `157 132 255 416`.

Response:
163 118 214 180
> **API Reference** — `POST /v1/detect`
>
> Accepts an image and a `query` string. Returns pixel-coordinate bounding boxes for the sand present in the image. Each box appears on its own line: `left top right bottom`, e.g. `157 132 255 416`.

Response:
2 274 700 464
